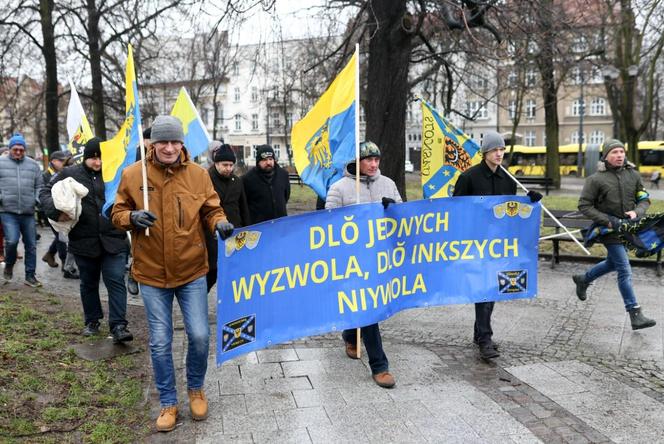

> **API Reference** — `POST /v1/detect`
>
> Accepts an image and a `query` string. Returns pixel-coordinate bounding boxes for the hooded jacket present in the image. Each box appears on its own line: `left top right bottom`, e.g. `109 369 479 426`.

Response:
207 166 250 227
111 147 227 288
0 154 43 214
242 163 290 224
578 160 650 244
325 161 402 208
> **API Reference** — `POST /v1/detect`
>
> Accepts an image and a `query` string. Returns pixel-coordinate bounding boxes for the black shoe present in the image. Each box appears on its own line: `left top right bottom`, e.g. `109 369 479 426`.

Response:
63 270 79 279
479 343 500 360
474 338 499 351
112 325 133 344
572 274 589 301
628 306 656 330
42 252 59 268
3 264 13 280
24 275 42 288
126 276 139 295
82 321 100 337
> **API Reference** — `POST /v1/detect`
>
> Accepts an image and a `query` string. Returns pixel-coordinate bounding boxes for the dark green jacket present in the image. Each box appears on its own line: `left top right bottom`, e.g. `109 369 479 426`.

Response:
578 161 650 243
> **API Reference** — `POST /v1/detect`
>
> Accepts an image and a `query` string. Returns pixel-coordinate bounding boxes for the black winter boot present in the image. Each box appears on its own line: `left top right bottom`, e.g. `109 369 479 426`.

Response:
572 274 589 301
628 306 656 330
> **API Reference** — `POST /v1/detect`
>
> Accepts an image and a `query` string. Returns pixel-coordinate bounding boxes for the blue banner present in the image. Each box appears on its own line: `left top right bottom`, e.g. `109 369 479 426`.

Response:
217 196 541 365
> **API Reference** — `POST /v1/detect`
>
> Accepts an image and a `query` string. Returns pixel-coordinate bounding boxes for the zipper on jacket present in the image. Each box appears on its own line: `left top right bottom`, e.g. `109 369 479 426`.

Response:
177 197 183 227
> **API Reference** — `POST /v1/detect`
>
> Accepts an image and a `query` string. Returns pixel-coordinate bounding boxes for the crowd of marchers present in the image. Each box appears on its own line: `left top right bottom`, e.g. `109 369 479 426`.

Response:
0 121 655 432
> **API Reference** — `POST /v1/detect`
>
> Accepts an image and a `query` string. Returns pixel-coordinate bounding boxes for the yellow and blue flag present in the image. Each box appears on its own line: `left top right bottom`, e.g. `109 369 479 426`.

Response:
101 44 142 215
171 87 211 158
291 52 357 199
66 79 94 160
421 100 482 198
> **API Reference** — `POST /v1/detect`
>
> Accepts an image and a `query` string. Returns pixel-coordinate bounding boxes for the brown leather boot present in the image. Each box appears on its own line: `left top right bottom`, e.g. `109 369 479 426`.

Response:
42 252 58 268
156 406 178 432
372 371 396 388
188 389 208 420
345 342 359 359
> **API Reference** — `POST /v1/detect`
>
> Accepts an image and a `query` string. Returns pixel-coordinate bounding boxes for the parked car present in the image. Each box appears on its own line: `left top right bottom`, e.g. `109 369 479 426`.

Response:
405 160 414 172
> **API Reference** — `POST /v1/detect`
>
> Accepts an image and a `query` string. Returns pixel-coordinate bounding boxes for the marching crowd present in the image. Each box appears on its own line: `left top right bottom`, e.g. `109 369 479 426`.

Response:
0 120 656 432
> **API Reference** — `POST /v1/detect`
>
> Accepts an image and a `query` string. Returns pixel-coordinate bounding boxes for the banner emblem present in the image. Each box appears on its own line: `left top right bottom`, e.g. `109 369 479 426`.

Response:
493 202 533 219
498 270 527 293
225 231 262 257
221 315 256 352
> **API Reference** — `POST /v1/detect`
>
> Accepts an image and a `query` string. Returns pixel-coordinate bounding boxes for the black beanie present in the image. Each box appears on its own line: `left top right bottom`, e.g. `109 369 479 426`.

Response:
83 137 102 160
255 144 275 163
213 144 236 163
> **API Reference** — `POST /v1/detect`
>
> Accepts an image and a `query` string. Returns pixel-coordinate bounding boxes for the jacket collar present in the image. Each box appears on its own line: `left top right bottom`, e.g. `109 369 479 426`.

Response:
597 160 635 172
480 159 506 179
147 146 191 169
344 161 381 183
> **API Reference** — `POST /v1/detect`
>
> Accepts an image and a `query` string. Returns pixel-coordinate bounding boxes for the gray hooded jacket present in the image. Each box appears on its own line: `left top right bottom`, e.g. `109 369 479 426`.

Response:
0 155 43 215
325 162 402 209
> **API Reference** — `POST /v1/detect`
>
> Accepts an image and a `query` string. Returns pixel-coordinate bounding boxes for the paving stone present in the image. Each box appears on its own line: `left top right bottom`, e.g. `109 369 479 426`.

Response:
306 424 370 444
256 348 299 363
197 433 254 444
253 427 312 444
291 388 347 408
274 406 331 429
282 360 327 377
222 411 278 435
245 392 296 413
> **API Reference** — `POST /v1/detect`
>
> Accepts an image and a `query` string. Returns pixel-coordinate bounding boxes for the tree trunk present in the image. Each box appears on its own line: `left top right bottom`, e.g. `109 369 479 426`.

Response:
538 50 561 187
364 0 412 199
87 0 106 138
39 0 59 161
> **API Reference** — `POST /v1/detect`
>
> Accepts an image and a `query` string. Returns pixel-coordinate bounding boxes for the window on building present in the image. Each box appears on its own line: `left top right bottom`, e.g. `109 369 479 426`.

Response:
572 99 585 116
251 113 259 130
465 101 488 119
473 76 488 90
525 99 536 118
589 130 605 144
590 66 603 84
232 63 240 76
508 100 518 120
570 131 586 144
272 112 280 129
201 108 209 127
215 106 224 127
572 36 588 53
273 144 281 159
526 69 537 87
507 71 517 87
525 131 536 146
286 113 293 128
251 86 258 103
233 87 240 103
234 114 242 131
570 67 582 85
590 97 605 115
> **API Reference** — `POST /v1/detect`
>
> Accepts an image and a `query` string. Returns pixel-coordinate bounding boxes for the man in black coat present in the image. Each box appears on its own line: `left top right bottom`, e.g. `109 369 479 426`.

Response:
242 144 290 224
40 138 132 342
205 141 250 292
453 131 541 360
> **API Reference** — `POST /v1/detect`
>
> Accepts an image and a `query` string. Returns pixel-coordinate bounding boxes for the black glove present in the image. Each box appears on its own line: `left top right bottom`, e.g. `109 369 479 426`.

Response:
130 210 157 229
215 221 234 240
607 215 625 231
382 197 396 209
527 190 543 203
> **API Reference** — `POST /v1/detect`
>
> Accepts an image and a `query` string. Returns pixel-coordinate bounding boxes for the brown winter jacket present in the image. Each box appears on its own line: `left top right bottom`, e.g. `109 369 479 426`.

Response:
111 147 227 288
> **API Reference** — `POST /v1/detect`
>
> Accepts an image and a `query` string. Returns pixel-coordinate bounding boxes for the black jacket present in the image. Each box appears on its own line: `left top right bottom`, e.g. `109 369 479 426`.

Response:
207 167 250 227
453 161 516 197
40 163 129 257
242 164 290 224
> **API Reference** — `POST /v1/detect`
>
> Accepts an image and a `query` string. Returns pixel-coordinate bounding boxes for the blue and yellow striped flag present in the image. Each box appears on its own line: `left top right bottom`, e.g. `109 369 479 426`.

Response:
171 87 211 158
291 52 357 199
101 44 142 215
421 100 482 198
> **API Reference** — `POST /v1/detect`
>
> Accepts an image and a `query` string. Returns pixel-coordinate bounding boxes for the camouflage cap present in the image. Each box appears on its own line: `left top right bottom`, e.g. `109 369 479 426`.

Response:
359 141 381 160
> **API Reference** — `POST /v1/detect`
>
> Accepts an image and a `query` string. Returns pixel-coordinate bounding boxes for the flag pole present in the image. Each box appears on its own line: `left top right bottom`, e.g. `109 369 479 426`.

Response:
131 44 150 237
353 43 361 358
499 165 590 255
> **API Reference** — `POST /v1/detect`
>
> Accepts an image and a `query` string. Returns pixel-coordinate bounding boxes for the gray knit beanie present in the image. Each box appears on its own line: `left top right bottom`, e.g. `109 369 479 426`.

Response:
481 131 505 154
150 115 184 143
601 139 625 159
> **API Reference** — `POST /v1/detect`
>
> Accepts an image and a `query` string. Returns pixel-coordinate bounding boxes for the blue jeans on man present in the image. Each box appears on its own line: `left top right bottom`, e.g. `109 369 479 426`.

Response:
74 251 129 329
342 323 388 374
140 276 209 407
0 212 37 277
584 243 638 310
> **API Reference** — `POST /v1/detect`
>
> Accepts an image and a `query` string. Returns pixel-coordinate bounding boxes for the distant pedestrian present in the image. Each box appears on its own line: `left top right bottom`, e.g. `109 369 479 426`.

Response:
242 144 290 224
574 139 656 330
326 141 402 388
453 131 542 360
41 150 70 271
0 133 43 287
41 138 133 341
205 141 250 292
112 115 233 432
650 170 661 189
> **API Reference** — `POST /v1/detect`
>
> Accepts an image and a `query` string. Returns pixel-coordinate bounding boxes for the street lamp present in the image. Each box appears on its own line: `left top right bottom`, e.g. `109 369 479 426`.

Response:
577 66 585 176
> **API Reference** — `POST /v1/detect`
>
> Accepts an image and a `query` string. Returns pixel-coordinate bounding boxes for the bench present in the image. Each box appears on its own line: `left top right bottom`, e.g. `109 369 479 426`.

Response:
542 209 662 276
519 176 554 195
288 173 303 185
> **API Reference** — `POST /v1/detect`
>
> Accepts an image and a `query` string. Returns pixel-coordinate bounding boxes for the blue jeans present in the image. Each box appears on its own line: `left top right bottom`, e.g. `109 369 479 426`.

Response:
342 323 389 374
0 212 37 276
585 243 638 310
74 252 128 329
140 276 209 407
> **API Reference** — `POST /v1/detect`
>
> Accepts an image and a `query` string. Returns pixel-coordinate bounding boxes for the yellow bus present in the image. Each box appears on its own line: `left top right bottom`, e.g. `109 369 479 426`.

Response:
638 141 664 176
506 144 586 177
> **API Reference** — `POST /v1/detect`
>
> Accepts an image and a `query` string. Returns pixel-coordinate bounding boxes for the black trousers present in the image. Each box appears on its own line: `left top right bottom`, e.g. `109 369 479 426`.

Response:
473 301 495 346
342 324 389 374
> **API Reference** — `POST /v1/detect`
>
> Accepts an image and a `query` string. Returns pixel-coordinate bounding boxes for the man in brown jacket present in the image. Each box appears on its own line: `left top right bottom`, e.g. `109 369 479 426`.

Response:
112 115 234 432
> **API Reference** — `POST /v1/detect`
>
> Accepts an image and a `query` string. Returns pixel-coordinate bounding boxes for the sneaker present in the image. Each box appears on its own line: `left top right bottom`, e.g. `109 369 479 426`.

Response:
479 343 500 360
188 389 208 420
156 406 178 432
82 321 100 337
573 274 589 301
111 325 133 344
345 342 359 359
126 275 139 295
63 270 79 279
372 371 396 388
42 252 59 268
24 275 42 287
3 264 13 280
